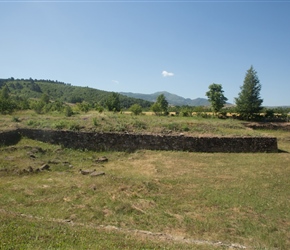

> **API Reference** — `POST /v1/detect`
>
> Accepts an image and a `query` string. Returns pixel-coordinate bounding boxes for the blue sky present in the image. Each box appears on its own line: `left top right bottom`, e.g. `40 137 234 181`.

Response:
1 1 289 106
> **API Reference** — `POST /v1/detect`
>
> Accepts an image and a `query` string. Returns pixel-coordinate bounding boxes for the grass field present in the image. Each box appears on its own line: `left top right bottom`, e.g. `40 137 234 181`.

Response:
0 111 289 249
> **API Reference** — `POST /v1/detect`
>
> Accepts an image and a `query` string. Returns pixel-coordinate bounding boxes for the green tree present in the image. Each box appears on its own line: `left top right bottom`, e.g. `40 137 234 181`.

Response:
77 101 90 113
64 105 74 117
0 85 15 114
31 101 45 114
106 93 121 112
94 103 104 113
152 94 168 115
130 103 143 115
1 85 10 100
235 66 263 120
151 102 162 115
40 93 50 104
205 83 228 114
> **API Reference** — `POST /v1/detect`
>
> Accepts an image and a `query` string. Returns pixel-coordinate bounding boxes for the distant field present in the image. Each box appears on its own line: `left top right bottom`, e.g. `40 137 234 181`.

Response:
0 111 289 249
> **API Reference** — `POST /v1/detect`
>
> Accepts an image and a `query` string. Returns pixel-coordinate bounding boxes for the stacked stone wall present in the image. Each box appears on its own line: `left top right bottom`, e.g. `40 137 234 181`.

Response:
0 129 278 153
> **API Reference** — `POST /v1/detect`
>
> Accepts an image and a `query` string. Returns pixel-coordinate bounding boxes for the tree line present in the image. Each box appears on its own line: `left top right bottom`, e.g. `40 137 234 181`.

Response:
1 68 289 121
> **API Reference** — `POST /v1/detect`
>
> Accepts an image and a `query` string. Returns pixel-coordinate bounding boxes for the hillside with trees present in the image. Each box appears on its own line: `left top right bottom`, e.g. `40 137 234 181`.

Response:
0 78 152 110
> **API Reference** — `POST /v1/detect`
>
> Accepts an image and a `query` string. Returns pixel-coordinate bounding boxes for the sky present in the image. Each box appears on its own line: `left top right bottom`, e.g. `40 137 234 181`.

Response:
0 0 289 106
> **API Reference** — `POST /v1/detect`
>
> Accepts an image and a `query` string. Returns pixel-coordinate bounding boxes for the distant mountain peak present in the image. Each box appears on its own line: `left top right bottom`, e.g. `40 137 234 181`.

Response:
120 91 210 106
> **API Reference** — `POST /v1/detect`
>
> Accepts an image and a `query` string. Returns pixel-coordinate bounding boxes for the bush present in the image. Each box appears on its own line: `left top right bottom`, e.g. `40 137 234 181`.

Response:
64 106 73 117
130 104 143 115
31 101 45 114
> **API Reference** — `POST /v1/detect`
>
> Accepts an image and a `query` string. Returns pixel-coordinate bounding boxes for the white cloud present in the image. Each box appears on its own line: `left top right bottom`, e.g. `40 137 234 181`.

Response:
162 70 174 77
112 80 119 84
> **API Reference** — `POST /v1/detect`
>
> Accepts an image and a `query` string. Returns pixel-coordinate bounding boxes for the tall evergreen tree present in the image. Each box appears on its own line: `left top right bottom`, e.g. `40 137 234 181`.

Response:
235 66 263 120
206 83 228 114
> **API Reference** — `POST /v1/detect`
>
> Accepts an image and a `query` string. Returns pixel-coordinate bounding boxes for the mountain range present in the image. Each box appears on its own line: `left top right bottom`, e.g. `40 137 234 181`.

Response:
1 78 212 107
120 91 210 107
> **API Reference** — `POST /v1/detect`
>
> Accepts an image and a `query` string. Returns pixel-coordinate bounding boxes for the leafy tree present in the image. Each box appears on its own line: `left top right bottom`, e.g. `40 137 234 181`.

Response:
17 98 30 110
69 95 84 104
64 105 73 117
151 102 162 115
31 100 45 114
0 85 15 114
40 93 50 104
152 94 168 115
235 66 263 120
106 93 121 112
157 94 168 113
94 103 104 113
77 101 91 113
130 103 143 115
205 83 228 114
1 85 10 100
50 100 64 112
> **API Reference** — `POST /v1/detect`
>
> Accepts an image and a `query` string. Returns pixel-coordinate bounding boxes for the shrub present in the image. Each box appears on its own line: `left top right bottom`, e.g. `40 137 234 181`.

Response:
130 104 143 116
64 106 73 117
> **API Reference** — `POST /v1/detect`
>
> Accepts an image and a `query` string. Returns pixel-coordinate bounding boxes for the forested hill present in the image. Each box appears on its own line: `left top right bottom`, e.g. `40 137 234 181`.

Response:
0 78 152 109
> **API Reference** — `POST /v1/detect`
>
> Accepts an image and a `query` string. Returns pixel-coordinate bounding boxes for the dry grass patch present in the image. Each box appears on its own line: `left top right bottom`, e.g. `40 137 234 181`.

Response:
0 112 289 249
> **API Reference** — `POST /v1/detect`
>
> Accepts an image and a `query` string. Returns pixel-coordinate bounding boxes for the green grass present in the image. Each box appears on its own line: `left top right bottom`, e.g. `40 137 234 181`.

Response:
1 110 263 137
0 111 289 249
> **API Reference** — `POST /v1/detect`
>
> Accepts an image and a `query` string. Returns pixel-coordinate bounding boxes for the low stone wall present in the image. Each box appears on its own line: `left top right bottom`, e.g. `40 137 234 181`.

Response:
0 129 278 153
0 130 22 146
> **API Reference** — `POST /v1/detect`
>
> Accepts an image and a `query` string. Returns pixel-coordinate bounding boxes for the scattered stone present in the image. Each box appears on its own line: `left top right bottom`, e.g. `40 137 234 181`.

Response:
40 164 50 171
48 159 61 164
22 168 29 173
31 147 45 154
28 166 34 172
54 148 63 153
28 154 36 159
79 169 96 175
95 156 108 163
90 171 105 177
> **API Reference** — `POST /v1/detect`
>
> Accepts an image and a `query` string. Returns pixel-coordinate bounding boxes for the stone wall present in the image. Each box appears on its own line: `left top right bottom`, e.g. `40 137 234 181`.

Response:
0 130 22 146
0 129 278 153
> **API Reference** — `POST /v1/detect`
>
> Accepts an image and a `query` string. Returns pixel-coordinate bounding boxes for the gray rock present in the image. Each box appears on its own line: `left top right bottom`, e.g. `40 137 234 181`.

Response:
90 171 105 177
40 164 50 171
